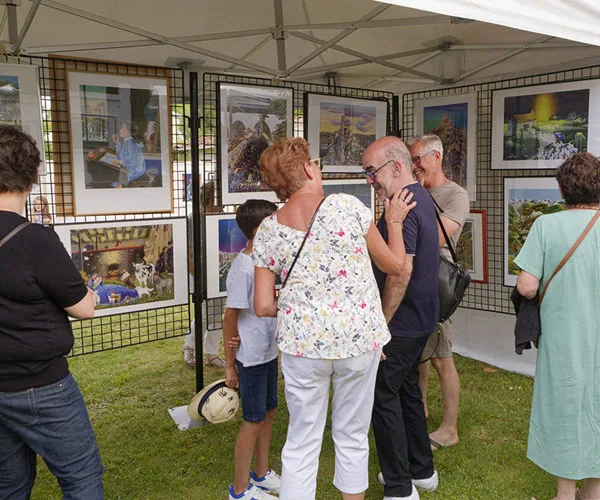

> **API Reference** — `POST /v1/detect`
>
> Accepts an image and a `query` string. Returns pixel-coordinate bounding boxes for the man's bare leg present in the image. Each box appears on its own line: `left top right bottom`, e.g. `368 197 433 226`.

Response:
429 356 459 448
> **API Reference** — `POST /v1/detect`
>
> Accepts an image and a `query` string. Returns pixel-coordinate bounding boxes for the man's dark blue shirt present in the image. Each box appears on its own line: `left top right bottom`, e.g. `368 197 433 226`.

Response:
373 182 440 337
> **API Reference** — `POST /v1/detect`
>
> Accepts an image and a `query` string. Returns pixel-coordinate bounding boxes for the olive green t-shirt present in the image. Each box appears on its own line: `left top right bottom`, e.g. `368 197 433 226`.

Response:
428 181 469 259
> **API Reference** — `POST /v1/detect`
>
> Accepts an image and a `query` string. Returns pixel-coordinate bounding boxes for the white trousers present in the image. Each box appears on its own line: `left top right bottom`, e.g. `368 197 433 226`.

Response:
184 320 221 356
279 349 381 500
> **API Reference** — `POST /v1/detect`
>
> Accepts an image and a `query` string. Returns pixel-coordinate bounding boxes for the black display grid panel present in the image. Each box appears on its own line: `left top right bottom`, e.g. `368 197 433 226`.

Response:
201 73 394 330
402 64 600 314
0 54 191 355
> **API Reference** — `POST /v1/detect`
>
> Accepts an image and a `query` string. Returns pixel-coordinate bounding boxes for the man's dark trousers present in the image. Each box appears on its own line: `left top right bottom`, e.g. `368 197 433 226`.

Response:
372 334 434 498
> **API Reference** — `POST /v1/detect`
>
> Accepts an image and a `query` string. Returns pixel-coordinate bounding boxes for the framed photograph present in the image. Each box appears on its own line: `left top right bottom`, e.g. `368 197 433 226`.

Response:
183 173 192 202
492 80 600 169
456 209 487 283
218 83 293 205
413 93 477 200
0 63 46 173
305 93 388 173
322 179 375 216
67 71 172 215
504 177 565 286
54 218 188 317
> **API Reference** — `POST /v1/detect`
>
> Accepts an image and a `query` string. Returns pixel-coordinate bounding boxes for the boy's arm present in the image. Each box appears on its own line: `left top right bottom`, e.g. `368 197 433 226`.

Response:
223 307 241 388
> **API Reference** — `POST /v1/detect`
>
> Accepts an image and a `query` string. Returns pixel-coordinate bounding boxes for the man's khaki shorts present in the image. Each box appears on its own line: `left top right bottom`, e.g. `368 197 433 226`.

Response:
421 318 453 360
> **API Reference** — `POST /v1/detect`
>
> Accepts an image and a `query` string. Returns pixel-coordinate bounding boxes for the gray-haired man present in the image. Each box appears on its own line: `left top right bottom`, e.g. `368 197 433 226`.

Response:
406 134 469 452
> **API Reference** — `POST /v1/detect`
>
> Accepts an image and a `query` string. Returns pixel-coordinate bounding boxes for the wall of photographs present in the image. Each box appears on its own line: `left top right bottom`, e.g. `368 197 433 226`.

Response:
402 64 600 314
200 73 395 331
0 54 190 355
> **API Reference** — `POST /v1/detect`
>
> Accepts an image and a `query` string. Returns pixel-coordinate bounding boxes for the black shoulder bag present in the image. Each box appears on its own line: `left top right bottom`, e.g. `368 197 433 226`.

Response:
0 221 31 250
280 197 326 290
431 196 471 323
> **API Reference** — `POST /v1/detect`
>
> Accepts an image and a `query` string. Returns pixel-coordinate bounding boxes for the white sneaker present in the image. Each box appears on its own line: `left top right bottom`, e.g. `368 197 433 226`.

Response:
228 483 278 500
378 471 438 492
383 485 420 500
249 469 281 495
413 470 438 491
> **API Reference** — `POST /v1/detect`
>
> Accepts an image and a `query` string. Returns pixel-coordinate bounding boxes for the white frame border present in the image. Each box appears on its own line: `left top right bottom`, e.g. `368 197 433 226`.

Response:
67 71 172 215
54 218 188 317
306 93 388 173
413 92 477 201
218 83 293 205
492 80 600 170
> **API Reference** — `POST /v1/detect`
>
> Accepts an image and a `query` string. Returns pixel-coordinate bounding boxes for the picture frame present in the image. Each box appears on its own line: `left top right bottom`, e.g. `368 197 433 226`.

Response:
503 177 565 286
322 178 375 217
492 80 600 170
54 218 188 317
218 83 293 205
413 93 477 200
0 63 46 174
305 93 389 173
67 71 172 215
456 209 487 283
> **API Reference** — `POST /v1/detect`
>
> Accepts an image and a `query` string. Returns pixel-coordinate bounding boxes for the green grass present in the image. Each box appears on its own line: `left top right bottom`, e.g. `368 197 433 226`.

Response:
30 338 556 500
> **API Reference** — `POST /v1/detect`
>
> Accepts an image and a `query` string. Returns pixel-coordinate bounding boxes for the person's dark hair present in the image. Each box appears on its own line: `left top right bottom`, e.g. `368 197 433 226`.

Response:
0 126 41 193
556 152 600 206
236 199 278 240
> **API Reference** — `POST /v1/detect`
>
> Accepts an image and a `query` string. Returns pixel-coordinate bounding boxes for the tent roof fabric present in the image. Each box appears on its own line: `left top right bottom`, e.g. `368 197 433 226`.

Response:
5 0 600 95
376 0 600 48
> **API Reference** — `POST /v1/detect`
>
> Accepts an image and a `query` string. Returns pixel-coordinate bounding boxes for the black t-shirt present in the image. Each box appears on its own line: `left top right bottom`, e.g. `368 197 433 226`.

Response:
0 211 87 392
373 182 440 337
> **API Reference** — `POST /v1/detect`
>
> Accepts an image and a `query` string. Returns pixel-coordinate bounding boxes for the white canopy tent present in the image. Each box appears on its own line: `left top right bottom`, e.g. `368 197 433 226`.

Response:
1 0 598 376
0 0 599 97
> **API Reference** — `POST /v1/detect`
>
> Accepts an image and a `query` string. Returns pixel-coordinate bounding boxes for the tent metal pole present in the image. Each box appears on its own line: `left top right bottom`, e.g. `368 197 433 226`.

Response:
453 35 554 83
189 71 204 393
449 42 586 50
273 0 287 75
6 2 17 44
14 0 41 53
283 15 450 31
365 51 443 89
0 7 7 39
289 31 445 82
36 0 277 75
285 3 389 76
228 35 272 70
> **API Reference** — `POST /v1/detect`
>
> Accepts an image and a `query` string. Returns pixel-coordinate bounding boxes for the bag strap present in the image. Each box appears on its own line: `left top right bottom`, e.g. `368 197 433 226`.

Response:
0 221 31 250
429 193 458 263
280 197 327 290
539 209 600 306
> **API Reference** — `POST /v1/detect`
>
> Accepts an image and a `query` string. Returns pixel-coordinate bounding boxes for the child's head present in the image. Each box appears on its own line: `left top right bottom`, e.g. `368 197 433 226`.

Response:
236 199 277 240
33 195 49 214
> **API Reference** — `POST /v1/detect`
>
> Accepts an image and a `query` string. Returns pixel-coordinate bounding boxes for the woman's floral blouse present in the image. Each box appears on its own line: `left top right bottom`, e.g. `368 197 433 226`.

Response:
253 193 391 359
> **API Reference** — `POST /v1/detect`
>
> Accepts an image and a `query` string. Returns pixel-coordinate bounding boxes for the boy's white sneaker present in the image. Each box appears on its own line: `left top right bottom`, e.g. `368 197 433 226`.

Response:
383 485 420 499
250 469 281 495
378 470 438 491
228 483 278 500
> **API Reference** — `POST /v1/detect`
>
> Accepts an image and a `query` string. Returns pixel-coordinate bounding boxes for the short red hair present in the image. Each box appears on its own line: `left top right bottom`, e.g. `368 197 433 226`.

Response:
259 137 310 201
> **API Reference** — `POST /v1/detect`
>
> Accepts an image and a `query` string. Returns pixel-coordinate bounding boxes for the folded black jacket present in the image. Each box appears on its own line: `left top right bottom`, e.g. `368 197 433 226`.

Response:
510 287 541 355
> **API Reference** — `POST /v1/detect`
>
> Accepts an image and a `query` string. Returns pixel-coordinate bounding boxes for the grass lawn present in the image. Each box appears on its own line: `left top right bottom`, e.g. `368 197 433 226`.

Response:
30 337 556 500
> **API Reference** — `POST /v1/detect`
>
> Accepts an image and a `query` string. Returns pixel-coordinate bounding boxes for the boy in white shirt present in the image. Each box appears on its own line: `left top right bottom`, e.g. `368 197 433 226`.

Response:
224 200 280 500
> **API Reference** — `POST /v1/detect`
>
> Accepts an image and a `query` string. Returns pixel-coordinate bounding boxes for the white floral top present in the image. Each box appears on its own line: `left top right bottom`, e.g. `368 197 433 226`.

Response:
253 194 391 359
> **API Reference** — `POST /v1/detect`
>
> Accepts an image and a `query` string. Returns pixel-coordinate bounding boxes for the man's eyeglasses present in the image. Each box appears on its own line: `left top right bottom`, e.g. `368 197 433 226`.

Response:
361 159 394 181
411 150 436 165
310 157 323 171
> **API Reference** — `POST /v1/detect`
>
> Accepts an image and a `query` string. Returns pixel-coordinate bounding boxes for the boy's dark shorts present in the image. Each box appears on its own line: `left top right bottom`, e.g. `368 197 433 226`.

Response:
236 357 278 423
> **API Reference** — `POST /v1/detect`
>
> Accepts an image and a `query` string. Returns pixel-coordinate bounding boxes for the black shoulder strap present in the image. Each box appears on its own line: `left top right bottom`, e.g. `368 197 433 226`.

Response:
429 192 458 263
0 221 31 250
281 197 326 290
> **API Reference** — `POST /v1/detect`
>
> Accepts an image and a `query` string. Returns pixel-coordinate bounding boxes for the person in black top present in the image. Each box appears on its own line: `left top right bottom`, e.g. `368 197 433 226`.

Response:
363 137 439 500
0 126 103 498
